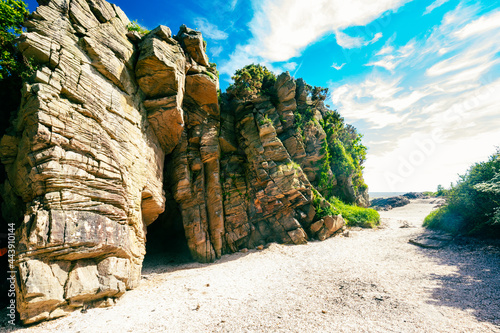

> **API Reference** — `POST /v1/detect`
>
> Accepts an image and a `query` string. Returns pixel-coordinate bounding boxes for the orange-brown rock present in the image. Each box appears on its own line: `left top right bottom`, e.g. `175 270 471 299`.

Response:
0 0 368 325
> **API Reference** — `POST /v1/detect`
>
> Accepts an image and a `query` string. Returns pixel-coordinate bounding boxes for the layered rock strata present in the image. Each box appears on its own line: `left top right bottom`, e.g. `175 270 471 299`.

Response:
0 0 368 324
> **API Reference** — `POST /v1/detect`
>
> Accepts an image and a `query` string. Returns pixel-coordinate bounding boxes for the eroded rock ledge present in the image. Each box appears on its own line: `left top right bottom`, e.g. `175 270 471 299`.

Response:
0 0 367 324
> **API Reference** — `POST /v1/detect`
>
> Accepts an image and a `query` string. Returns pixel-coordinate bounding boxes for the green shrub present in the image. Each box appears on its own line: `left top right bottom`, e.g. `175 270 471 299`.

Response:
204 71 215 80
423 207 464 233
227 64 276 100
0 0 34 80
423 148 500 237
311 189 379 228
435 184 448 197
329 197 380 228
317 108 368 202
311 188 339 219
127 20 149 35
259 114 272 126
208 62 219 78
0 0 38 137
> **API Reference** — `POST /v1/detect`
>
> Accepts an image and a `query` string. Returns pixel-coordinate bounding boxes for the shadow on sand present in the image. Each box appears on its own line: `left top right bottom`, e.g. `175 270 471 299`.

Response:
416 235 500 327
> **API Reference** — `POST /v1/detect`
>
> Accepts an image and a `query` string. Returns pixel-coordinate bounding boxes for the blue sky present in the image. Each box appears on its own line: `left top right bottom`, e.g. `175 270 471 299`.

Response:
26 0 500 192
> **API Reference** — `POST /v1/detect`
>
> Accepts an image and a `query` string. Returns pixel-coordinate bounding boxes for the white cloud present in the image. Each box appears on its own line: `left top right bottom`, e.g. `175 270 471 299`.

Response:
366 58 396 71
209 45 224 57
335 31 366 48
335 31 383 49
424 0 450 15
220 0 409 75
331 78 407 128
219 44 272 77
381 90 426 111
193 17 228 40
372 32 383 43
283 62 298 71
229 0 239 11
376 45 394 55
332 62 346 70
331 5 500 191
454 10 500 39
366 40 415 72
426 53 486 77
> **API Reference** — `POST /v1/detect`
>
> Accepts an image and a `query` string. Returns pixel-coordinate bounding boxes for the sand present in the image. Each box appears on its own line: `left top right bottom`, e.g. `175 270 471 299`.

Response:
4 198 500 332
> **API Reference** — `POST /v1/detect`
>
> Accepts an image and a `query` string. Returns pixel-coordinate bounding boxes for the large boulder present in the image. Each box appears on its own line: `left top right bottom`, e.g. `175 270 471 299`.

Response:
176 24 209 67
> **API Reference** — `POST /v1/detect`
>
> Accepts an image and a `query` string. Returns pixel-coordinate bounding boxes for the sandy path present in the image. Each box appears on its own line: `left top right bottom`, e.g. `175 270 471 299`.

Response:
4 199 500 332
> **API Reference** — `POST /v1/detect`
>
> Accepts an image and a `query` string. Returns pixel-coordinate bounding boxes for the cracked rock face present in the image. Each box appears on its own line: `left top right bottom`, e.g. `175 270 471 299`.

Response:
2 0 166 324
0 0 365 325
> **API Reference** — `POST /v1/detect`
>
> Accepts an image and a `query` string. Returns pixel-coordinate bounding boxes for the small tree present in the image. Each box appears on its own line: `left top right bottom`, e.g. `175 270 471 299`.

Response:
0 0 31 80
226 64 276 100
311 86 329 101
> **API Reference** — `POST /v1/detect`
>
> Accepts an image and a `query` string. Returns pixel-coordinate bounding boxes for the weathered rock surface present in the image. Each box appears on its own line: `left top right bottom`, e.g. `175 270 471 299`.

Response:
2 0 165 324
370 196 411 211
310 215 345 241
402 192 427 199
0 0 371 325
409 232 454 248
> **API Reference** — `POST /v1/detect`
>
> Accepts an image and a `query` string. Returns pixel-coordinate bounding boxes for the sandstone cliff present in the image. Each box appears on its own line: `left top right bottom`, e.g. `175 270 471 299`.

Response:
0 0 369 324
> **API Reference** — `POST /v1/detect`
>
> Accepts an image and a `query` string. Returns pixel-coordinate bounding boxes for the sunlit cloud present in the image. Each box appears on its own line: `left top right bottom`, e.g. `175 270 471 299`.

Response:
332 62 346 70
335 31 383 49
424 0 450 15
220 0 410 75
330 4 500 191
193 17 228 40
283 62 298 71
454 10 500 39
209 45 224 57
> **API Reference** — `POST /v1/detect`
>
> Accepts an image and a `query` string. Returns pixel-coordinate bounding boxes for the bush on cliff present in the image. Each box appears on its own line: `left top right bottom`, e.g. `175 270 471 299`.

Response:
320 109 368 202
0 0 31 308
226 64 276 100
226 64 377 227
423 148 500 237
0 0 35 135
126 20 149 35
0 0 32 80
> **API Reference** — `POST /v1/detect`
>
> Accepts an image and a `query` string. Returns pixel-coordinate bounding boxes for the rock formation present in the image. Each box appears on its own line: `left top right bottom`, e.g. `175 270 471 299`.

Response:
370 196 411 211
0 0 368 324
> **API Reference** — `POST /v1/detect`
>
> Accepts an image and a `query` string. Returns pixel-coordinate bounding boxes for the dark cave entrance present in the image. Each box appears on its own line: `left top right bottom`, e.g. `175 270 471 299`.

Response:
142 157 193 269
143 192 193 268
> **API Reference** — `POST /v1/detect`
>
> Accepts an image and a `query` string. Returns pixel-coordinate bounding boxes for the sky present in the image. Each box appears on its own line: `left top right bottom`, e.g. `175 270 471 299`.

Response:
25 0 500 192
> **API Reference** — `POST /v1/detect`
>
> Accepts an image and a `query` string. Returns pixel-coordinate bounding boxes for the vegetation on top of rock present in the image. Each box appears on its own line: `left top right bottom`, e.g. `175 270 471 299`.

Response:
424 148 500 237
0 0 35 80
208 62 219 78
319 108 368 202
127 20 150 35
226 64 276 100
223 63 376 227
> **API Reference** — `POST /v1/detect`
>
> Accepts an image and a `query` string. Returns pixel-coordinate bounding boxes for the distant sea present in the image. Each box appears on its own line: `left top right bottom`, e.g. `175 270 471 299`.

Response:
369 192 407 199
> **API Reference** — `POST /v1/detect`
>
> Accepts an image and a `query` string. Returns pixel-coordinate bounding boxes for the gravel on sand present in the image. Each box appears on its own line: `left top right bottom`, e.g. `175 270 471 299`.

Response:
6 199 500 332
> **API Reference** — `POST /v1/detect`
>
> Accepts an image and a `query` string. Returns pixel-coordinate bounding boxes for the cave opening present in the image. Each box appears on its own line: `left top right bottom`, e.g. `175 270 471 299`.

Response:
143 191 193 268
143 156 193 269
